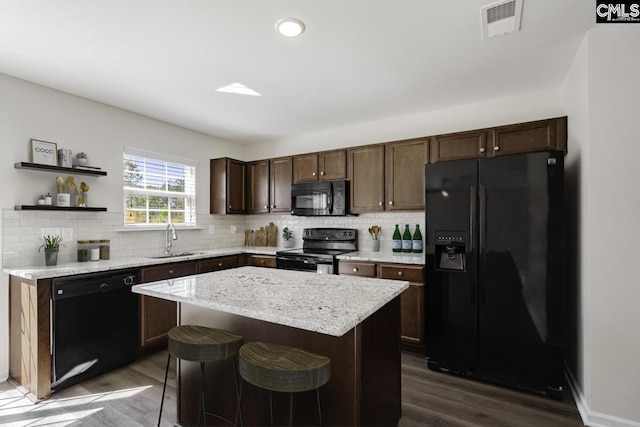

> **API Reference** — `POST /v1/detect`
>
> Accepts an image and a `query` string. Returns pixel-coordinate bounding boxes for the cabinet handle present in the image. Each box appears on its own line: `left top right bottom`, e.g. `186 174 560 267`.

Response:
271 205 275 208
264 205 268 209
218 262 223 267
320 171 324 176
378 202 383 206
312 172 316 176
389 201 394 205
228 205 232 209
169 269 174 275
398 271 403 276
261 259 265 264
353 267 358 272
480 147 485 153
494 146 500 151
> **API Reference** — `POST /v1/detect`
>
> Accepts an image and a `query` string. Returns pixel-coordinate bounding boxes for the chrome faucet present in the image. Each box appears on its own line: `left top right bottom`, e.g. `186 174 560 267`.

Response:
165 223 177 255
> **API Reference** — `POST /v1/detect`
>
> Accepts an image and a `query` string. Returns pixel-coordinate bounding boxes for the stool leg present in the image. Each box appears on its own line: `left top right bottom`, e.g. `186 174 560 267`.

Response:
269 391 274 427
199 361 207 427
289 393 294 427
235 377 244 427
158 353 171 427
232 357 243 427
316 388 322 427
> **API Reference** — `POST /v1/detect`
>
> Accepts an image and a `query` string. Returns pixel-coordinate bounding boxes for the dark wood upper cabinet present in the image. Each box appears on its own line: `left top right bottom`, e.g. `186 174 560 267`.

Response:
430 116 567 163
248 156 292 214
210 158 246 214
269 156 292 213
248 160 270 214
347 144 386 213
429 130 488 163
386 138 429 211
293 150 346 183
491 116 567 156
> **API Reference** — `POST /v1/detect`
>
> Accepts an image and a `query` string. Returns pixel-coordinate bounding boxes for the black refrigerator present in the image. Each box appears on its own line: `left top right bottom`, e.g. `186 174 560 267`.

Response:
425 151 565 398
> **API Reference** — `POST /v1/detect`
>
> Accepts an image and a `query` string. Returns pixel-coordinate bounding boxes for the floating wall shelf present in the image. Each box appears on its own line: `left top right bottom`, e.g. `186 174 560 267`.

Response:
15 205 107 212
14 162 107 177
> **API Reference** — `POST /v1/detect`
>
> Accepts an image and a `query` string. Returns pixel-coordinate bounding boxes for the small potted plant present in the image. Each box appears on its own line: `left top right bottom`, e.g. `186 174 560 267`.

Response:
39 235 65 266
75 151 88 166
282 227 294 248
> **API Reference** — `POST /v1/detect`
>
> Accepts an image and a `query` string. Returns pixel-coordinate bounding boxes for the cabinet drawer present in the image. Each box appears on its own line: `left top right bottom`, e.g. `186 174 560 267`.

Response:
140 261 197 282
380 264 424 282
198 255 240 273
246 254 276 268
339 261 377 278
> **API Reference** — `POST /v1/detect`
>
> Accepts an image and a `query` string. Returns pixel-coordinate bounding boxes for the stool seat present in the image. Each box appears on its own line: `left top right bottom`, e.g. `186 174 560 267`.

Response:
239 342 331 393
168 325 243 362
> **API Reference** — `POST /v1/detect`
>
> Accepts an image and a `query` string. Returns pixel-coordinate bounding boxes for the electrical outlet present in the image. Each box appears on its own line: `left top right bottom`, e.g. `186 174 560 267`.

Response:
62 227 74 242
208 225 215 235
41 227 61 238
230 225 237 234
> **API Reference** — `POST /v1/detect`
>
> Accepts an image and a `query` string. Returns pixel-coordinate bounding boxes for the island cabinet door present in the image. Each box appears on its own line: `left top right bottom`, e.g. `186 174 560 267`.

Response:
338 260 377 277
198 255 241 273
139 261 197 352
380 263 425 354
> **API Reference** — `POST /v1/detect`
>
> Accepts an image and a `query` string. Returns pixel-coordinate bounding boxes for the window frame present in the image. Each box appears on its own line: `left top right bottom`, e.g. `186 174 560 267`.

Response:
122 147 198 229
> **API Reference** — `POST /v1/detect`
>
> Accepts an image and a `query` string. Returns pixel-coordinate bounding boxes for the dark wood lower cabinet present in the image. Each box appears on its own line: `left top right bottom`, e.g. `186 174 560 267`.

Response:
339 260 425 354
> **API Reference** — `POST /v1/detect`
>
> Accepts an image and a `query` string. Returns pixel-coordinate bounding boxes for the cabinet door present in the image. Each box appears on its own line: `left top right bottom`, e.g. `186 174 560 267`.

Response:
386 138 428 211
380 264 425 354
248 160 270 214
429 130 488 163
270 157 292 213
140 262 197 351
319 149 347 181
491 116 567 156
293 153 319 182
210 158 247 214
347 145 385 213
198 255 241 273
227 159 247 214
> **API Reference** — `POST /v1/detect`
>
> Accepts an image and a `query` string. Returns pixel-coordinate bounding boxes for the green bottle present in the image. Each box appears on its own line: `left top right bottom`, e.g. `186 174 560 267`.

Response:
412 224 423 253
402 224 412 253
392 225 402 252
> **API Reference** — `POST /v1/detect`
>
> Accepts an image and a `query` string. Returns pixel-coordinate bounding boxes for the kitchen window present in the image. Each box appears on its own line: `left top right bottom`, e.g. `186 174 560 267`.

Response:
123 147 197 228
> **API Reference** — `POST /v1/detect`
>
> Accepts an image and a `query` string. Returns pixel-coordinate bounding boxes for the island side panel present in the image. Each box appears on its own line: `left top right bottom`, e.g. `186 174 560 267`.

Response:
178 297 401 427
9 275 52 400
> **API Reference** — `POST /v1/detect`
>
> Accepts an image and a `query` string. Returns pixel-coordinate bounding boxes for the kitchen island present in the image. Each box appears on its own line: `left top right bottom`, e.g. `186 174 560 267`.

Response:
132 266 408 426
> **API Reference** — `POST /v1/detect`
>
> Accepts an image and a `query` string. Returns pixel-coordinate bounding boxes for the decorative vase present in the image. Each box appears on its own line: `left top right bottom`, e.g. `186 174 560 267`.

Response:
77 157 88 166
44 248 59 266
283 239 294 248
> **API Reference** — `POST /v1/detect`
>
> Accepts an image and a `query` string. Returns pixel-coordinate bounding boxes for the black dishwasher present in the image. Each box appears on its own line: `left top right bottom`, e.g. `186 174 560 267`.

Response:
51 268 140 392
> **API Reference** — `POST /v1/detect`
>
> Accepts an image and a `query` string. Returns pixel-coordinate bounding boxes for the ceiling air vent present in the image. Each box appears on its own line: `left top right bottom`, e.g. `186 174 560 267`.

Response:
481 0 523 40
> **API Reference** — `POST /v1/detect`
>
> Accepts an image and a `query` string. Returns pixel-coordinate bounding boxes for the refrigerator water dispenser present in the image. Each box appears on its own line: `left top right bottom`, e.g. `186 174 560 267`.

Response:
435 231 466 271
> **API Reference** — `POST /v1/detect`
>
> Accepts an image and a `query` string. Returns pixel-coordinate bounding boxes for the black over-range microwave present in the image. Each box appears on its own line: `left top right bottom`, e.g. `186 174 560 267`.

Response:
290 180 349 216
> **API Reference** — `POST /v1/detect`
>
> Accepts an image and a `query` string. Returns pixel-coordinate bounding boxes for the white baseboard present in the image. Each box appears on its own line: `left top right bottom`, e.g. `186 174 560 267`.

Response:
566 367 640 427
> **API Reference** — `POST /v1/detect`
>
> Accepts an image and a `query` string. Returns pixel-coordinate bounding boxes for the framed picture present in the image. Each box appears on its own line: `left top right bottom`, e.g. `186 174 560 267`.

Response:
31 139 58 166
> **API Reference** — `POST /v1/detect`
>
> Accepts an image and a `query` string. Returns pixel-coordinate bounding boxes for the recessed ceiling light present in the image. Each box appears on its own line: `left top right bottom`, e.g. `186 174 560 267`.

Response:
216 82 261 97
275 18 305 37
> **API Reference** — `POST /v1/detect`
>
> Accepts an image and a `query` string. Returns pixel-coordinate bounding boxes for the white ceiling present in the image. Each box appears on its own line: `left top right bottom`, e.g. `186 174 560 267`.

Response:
0 1 594 144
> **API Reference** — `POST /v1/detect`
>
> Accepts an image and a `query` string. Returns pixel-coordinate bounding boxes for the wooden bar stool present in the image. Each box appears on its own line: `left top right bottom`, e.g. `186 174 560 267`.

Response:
238 342 331 426
158 325 244 427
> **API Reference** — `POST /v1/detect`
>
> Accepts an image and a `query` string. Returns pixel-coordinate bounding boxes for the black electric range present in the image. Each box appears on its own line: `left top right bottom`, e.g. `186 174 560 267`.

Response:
276 228 358 274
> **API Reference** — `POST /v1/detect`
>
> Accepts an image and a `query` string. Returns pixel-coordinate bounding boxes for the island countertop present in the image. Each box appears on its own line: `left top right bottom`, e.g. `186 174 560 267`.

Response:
132 266 408 337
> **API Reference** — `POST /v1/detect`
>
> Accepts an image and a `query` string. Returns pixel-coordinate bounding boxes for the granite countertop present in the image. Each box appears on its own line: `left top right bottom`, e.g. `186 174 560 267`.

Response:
337 250 425 265
3 246 277 280
132 266 408 337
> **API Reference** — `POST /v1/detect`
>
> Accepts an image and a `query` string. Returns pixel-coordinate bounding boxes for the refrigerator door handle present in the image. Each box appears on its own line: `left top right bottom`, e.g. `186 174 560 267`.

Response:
470 185 477 305
479 184 487 305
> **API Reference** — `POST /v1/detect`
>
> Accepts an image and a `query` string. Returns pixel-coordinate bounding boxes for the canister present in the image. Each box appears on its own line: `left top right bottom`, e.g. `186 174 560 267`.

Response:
99 239 110 260
89 240 100 261
77 240 90 262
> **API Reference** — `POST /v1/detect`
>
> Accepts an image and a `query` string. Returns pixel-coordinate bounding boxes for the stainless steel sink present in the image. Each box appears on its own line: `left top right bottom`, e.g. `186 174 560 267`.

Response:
147 252 202 259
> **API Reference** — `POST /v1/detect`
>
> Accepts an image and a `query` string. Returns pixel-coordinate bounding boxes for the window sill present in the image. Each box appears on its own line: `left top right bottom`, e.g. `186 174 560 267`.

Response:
116 225 203 232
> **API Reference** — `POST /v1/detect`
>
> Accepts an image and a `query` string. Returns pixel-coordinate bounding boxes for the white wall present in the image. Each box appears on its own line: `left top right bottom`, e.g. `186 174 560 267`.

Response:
562 25 640 427
0 73 246 381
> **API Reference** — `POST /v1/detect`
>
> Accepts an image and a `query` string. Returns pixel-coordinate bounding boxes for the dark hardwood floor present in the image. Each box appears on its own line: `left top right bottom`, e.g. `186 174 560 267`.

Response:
0 351 583 426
